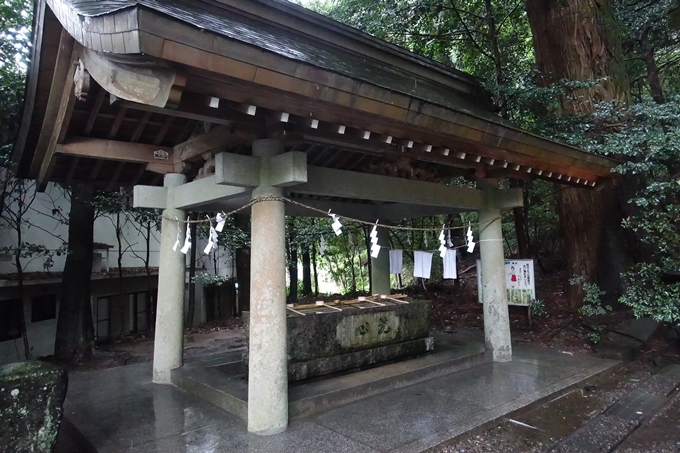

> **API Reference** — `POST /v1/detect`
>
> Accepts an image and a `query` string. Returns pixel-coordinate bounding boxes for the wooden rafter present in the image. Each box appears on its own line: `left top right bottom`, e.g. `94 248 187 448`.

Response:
130 111 152 142
35 31 79 190
90 160 104 181
83 88 106 135
153 116 174 145
65 157 80 185
106 162 126 191
108 106 128 139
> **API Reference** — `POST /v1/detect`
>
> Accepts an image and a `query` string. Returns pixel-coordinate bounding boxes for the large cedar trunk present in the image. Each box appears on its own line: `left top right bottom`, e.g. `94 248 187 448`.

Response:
54 184 95 361
301 248 312 296
526 0 629 308
288 245 298 303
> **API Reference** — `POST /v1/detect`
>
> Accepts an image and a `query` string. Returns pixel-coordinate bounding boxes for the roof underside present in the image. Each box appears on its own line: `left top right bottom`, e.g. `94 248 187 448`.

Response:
14 0 618 206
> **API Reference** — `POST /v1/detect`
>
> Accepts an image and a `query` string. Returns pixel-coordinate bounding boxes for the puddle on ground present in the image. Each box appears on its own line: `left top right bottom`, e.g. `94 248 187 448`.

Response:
437 363 654 453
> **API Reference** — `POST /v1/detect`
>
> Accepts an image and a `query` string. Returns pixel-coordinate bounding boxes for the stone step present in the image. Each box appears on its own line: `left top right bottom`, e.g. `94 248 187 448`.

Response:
172 340 487 421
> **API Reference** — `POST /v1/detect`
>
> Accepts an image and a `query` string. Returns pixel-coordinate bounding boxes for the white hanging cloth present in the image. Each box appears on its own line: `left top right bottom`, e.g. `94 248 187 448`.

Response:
389 249 403 275
413 251 433 279
443 248 457 279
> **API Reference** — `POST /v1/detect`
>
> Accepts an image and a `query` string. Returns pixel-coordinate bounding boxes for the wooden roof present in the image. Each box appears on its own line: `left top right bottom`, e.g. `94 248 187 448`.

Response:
14 0 618 194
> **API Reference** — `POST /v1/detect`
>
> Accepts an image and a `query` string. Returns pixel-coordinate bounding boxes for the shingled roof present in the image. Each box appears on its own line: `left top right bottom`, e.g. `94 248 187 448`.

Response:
14 0 617 193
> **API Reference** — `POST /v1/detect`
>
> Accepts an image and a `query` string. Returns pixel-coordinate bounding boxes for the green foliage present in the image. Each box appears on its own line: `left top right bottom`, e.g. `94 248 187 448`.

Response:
528 298 546 317
215 215 249 252
191 271 229 287
587 331 602 345
569 275 610 317
620 263 680 323
0 0 31 164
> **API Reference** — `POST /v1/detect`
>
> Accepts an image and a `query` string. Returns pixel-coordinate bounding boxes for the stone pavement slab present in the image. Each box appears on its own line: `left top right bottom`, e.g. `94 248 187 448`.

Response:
549 364 680 453
62 344 618 453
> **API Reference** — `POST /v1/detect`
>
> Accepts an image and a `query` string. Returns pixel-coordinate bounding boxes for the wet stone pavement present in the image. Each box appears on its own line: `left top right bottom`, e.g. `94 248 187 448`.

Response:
58 345 617 453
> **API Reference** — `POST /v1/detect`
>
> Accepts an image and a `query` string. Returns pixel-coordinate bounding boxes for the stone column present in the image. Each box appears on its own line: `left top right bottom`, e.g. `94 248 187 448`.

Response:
152 173 187 384
478 179 512 362
371 226 391 296
247 139 288 435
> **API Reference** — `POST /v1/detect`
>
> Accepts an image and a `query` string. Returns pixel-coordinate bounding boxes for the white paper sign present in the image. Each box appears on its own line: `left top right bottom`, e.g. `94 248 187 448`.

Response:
477 259 535 306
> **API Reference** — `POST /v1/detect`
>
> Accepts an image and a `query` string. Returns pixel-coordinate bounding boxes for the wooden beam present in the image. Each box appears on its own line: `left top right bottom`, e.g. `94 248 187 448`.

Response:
302 131 485 173
121 100 233 125
58 138 173 167
31 28 76 180
292 166 491 211
173 125 254 163
184 70 614 180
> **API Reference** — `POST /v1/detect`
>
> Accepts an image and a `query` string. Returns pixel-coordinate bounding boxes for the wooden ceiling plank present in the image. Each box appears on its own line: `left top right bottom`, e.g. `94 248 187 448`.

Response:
90 160 104 181
108 106 129 139
130 164 147 187
153 116 174 145
176 119 197 144
106 162 126 192
346 153 372 171
83 88 106 135
307 147 327 166
65 157 80 185
130 110 152 142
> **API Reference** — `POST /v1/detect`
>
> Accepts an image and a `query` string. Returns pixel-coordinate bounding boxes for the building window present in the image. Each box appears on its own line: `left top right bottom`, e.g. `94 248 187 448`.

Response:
0 299 22 342
94 296 111 342
31 295 57 322
129 291 150 334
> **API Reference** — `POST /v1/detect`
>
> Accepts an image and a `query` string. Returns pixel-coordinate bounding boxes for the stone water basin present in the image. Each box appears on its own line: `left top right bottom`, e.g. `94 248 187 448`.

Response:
244 298 434 380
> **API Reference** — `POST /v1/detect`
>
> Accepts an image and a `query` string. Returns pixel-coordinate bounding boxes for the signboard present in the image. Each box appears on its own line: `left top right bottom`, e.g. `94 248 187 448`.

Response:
477 259 535 306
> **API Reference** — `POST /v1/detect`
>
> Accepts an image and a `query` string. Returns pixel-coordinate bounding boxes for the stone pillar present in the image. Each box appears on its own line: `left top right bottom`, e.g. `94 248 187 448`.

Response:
152 173 187 384
478 179 512 362
247 139 288 435
371 226 391 295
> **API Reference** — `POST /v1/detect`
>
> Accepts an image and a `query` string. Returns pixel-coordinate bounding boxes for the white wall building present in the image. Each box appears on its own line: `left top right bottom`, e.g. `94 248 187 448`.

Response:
0 182 235 364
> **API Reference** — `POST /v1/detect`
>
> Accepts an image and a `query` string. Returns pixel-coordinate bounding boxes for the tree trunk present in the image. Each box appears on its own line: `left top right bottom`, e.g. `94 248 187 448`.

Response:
639 28 665 104
288 244 298 303
510 179 530 258
526 0 629 309
364 226 373 294
15 211 30 360
116 212 125 337
55 184 95 362
312 242 319 296
527 0 629 113
234 214 251 311
301 248 312 296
